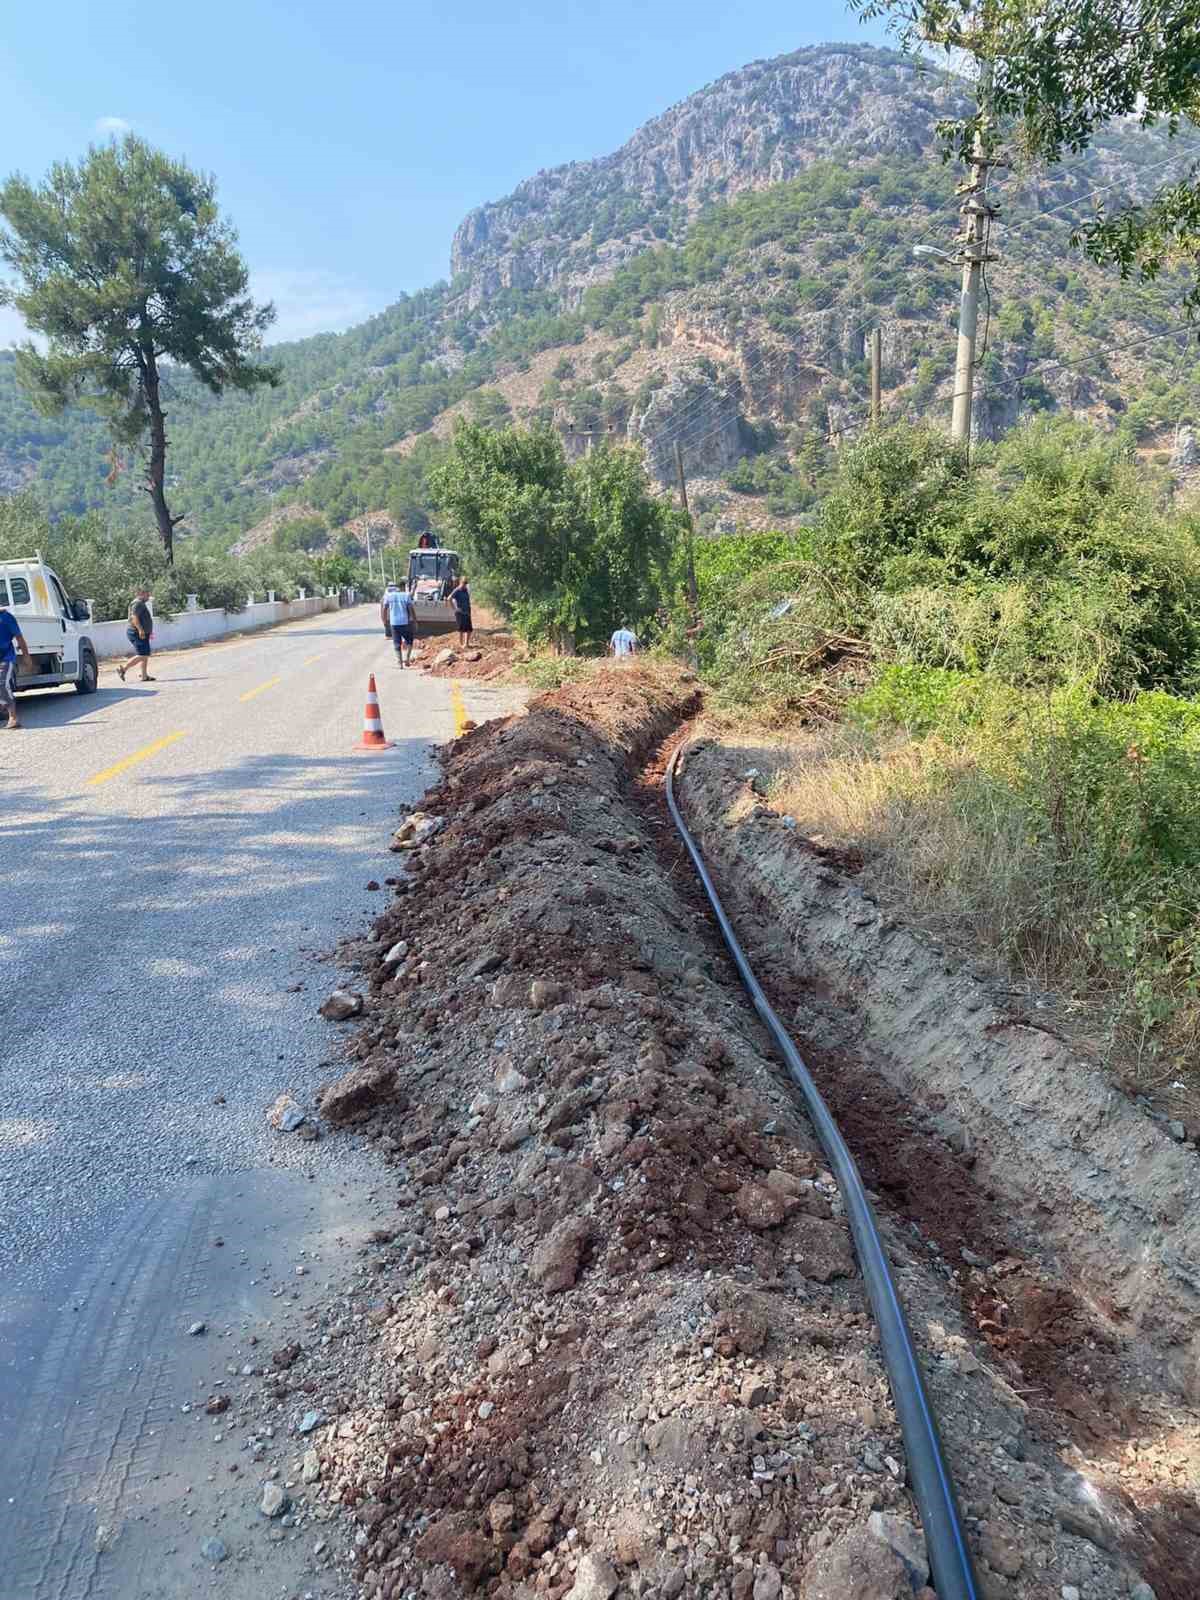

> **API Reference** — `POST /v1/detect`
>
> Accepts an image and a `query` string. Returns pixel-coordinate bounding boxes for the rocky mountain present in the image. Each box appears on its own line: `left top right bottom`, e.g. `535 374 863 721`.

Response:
3 41 1200 551
450 47 970 305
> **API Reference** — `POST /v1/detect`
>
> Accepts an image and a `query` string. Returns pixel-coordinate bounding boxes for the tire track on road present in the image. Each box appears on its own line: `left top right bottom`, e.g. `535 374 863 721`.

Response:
3 1182 218 1600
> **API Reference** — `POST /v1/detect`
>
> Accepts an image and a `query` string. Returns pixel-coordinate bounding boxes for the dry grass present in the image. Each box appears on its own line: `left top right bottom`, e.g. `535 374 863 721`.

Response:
716 723 1200 1113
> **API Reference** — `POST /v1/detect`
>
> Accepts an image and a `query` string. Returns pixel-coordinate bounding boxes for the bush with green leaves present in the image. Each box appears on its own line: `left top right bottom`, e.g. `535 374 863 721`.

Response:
430 420 682 651
706 416 1200 708
845 663 1200 1058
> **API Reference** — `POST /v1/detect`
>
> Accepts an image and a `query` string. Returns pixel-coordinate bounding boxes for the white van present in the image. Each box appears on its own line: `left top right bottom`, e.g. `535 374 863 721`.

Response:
0 555 99 696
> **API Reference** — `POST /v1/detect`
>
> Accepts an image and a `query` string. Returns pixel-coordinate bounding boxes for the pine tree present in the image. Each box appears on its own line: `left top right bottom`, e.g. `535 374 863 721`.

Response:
0 135 278 561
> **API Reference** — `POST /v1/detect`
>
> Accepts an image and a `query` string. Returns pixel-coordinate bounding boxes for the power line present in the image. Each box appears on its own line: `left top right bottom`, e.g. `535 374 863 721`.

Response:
644 149 1200 468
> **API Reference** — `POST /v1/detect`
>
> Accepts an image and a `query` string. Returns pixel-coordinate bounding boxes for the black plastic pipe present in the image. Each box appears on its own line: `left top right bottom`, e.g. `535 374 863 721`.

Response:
666 744 981 1600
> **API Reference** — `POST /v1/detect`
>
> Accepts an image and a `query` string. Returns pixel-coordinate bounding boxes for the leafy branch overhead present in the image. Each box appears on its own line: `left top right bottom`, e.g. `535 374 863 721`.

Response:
0 134 279 559
853 0 1200 311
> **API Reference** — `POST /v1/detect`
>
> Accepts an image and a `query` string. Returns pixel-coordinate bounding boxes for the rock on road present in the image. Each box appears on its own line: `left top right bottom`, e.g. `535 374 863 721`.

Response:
0 605 517 1599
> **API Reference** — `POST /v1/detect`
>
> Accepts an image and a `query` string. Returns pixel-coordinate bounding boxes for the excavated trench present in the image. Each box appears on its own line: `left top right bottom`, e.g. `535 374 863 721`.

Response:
651 734 1200 1600
307 670 1194 1600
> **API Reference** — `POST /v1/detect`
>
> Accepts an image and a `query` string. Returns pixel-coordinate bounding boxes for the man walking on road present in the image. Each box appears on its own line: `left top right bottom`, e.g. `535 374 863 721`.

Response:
117 588 155 683
385 583 416 667
448 574 473 649
380 581 399 642
609 622 638 659
0 595 33 729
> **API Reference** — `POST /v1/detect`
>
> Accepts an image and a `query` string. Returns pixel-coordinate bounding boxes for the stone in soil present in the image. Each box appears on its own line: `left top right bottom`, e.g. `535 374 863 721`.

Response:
260 1482 289 1518
199 1535 228 1563
266 1091 306 1132
319 988 362 1022
802 1523 912 1598
318 1061 397 1123
569 1552 619 1598
531 1216 591 1292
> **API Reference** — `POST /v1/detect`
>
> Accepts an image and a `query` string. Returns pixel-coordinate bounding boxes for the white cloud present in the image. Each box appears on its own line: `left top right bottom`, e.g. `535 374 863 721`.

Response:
94 116 132 138
251 268 381 344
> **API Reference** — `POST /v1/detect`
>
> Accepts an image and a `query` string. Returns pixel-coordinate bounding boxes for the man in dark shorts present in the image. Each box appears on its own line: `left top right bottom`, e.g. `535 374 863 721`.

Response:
385 583 416 667
448 575 473 648
0 596 32 729
117 587 155 682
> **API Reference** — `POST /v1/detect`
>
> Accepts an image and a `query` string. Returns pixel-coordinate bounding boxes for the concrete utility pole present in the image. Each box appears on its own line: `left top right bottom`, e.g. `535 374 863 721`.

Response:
870 328 882 426
951 60 998 444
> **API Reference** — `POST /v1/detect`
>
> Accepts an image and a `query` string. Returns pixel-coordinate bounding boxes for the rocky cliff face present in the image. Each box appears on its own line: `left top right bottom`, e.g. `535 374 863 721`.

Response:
451 44 969 305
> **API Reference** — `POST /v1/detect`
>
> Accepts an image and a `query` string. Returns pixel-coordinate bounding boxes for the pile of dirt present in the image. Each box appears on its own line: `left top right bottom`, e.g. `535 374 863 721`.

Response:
296 667 1156 1600
422 630 520 681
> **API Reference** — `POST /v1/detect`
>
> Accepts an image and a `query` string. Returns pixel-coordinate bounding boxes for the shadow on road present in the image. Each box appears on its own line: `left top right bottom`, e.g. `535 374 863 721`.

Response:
8 685 160 728
0 741 430 1196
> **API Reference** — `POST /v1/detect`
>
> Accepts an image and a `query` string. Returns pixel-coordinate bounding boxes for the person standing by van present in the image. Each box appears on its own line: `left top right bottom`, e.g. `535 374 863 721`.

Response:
0 595 32 729
117 588 155 682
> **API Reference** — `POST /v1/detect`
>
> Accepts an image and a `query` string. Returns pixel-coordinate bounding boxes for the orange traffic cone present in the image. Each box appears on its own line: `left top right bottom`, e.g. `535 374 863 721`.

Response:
355 674 392 751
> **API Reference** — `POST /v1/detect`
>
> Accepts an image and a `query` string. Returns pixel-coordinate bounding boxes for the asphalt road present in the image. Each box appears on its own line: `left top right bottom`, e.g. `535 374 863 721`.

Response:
0 605 516 1599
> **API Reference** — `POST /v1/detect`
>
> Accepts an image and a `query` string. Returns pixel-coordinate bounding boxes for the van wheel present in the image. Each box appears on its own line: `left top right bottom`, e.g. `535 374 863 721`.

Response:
75 647 98 695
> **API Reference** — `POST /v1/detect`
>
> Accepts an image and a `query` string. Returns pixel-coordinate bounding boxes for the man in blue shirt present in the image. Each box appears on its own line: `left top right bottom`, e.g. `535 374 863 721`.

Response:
0 597 32 730
386 584 417 668
608 622 638 660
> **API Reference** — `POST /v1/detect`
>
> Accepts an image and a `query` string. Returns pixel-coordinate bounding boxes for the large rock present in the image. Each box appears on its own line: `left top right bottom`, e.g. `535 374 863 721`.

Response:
260 1482 289 1519
733 1181 790 1230
266 1092 306 1133
318 1061 397 1123
867 1512 929 1590
531 1216 591 1292
417 1521 498 1591
319 988 362 1022
790 1213 856 1282
568 1552 619 1599
801 1524 912 1599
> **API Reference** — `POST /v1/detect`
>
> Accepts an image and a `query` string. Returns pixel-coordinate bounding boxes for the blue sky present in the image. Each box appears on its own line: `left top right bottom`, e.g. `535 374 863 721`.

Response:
0 1 888 347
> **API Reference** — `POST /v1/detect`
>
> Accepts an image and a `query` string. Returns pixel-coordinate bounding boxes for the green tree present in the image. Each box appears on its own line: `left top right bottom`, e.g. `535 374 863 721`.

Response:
465 388 513 429
430 419 680 650
0 135 278 561
271 514 328 553
853 0 1200 313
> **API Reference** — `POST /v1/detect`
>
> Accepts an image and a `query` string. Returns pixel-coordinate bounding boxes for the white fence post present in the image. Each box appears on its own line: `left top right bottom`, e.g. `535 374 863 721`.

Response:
186 593 200 612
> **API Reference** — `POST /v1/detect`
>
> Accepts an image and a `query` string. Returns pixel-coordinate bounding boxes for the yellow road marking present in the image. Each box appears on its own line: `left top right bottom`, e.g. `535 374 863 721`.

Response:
451 681 467 737
86 731 186 789
303 652 327 666
239 675 282 703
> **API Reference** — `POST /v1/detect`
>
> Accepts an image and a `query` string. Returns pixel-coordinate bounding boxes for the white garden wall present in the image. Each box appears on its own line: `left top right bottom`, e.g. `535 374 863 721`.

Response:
89 593 345 660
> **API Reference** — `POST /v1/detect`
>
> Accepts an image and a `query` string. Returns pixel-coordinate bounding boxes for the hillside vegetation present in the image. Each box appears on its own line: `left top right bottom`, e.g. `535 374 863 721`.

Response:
699 415 1200 1088
3 42 1200 556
